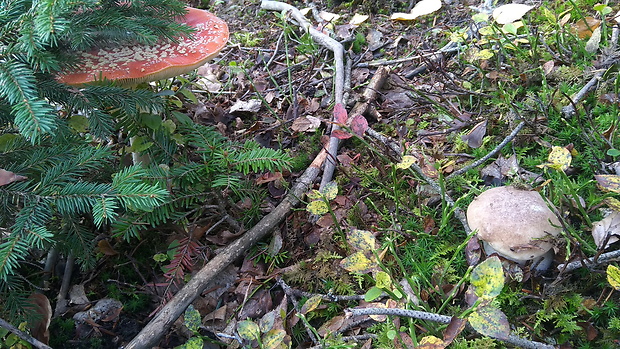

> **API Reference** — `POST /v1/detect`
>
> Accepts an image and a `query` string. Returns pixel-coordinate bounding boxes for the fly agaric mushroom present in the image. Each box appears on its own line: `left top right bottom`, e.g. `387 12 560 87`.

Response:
466 186 561 270
57 7 228 86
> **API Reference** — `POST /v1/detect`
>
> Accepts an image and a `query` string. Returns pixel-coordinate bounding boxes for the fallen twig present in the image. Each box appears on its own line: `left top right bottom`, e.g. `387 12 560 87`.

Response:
125 149 327 348
277 279 321 346
446 121 526 180
0 317 52 349
562 26 620 117
346 307 555 349
557 248 620 273
260 1 345 191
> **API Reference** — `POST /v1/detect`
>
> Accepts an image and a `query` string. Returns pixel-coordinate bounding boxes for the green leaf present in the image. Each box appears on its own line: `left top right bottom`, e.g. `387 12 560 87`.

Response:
172 110 194 126
321 181 338 200
177 336 203 349
607 148 620 157
365 286 383 302
183 305 201 333
607 265 620 291
237 320 261 341
68 114 89 133
140 113 162 130
307 200 329 215
468 305 510 340
470 256 504 298
375 271 392 289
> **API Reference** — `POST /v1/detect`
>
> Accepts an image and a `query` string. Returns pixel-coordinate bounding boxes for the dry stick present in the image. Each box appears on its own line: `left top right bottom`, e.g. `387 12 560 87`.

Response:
562 26 620 117
260 0 345 192
349 66 390 121
0 317 52 349
446 121 526 180
345 308 554 349
557 248 620 272
125 149 327 349
277 279 321 346
53 252 74 317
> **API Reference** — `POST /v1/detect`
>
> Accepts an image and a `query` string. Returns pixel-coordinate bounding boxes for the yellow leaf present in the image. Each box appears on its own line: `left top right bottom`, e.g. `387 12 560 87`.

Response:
350 13 369 25
416 335 447 348
321 181 338 200
604 197 620 211
596 175 620 193
307 200 328 215
607 265 620 291
470 256 504 298
301 295 322 315
397 155 416 169
538 146 571 171
340 251 376 273
347 229 375 252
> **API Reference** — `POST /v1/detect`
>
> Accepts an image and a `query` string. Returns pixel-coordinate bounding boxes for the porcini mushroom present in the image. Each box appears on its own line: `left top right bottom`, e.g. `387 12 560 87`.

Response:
57 7 228 86
466 186 561 270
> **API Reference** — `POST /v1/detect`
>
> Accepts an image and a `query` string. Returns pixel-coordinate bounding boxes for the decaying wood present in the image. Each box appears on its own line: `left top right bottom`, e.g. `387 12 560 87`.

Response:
125 149 327 348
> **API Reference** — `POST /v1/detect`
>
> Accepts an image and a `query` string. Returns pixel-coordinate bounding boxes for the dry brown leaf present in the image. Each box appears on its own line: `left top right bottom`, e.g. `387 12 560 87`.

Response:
592 211 620 249
0 168 27 186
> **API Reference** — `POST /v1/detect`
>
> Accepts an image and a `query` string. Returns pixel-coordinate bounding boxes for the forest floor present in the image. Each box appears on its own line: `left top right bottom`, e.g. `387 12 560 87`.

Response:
46 0 620 348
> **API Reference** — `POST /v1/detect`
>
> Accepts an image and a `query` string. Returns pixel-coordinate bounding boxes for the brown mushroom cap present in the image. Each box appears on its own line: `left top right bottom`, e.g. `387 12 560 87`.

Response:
466 186 561 263
57 7 228 86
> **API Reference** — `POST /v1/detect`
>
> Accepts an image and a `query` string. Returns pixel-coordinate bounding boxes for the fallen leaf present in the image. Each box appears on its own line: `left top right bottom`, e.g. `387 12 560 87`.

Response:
607 264 620 291
443 317 467 345
396 155 416 169
461 120 487 148
572 17 601 39
595 175 620 193
230 99 261 114
468 305 510 340
333 103 347 124
27 293 52 345
291 116 321 132
542 60 555 75
332 129 353 139
256 172 283 185
391 0 442 21
592 211 620 249
492 4 534 25
319 11 340 22
350 13 369 25
97 239 118 256
350 114 368 137
537 146 572 171
585 26 602 53
0 168 27 186
416 335 447 348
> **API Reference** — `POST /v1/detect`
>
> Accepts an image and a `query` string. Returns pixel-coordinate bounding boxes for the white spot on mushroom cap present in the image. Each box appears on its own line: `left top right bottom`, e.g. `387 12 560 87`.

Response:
466 186 561 263
58 7 228 85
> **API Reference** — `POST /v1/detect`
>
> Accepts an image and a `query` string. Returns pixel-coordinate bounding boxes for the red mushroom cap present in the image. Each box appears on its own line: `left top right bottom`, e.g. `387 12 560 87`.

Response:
57 7 228 86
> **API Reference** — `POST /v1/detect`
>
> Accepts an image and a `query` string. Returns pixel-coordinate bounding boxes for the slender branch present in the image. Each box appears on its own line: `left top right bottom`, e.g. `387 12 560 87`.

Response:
0 317 52 349
125 149 327 348
346 307 554 349
260 0 345 191
561 26 620 117
557 248 620 272
446 121 526 180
